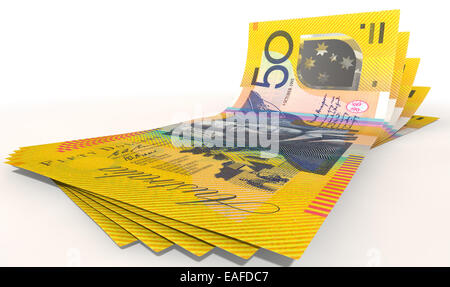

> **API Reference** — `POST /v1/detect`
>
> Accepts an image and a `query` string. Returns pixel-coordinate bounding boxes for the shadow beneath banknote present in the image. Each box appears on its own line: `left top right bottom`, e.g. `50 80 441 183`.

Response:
152 245 294 266
13 168 58 187
145 244 249 264
210 247 294 266
250 248 294 266
119 241 140 249
13 168 295 266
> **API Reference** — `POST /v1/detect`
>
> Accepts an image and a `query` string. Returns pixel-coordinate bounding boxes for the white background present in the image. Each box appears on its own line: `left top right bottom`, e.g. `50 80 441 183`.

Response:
0 0 449 266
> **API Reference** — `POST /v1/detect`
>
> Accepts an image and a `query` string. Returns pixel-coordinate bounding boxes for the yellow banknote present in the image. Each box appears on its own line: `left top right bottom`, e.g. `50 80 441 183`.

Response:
384 32 409 122
240 10 401 122
371 86 430 148
7 10 412 259
373 115 438 147
389 86 430 132
77 189 260 258
55 113 431 257
6 122 377 259
61 186 138 248
373 58 420 145
8 149 259 259
63 183 214 257
7 109 434 259
389 58 420 124
400 87 430 119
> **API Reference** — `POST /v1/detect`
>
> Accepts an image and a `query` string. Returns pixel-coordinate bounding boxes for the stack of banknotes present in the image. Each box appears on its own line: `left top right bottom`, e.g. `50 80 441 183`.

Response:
7 10 438 260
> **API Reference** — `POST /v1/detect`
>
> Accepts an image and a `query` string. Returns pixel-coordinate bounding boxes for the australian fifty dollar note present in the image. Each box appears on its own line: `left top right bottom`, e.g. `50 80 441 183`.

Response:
8 10 409 259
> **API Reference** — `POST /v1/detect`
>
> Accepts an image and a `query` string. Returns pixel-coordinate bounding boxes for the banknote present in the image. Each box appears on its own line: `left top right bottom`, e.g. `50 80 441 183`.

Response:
6 111 426 258
4 115 384 259
240 10 401 123
5 108 424 258
61 185 138 247
7 10 415 259
374 86 430 146
236 12 412 147
56 113 435 255
384 32 409 122
372 58 420 145
389 58 421 124
60 182 214 257
7 108 434 259
373 115 438 147
7 115 366 260
8 147 260 259
390 86 430 131
400 87 430 118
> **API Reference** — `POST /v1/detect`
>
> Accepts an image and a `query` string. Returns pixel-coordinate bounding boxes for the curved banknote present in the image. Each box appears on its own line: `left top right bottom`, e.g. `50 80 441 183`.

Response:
8 147 260 259
390 58 421 124
373 115 438 147
374 59 421 145
5 100 389 260
395 86 430 128
383 32 409 122
60 185 139 248
7 10 427 260
7 113 436 256
239 10 401 124
387 57 420 125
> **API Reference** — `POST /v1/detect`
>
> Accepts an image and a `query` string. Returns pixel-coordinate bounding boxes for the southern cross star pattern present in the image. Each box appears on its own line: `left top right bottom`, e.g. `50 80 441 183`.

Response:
298 39 357 89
